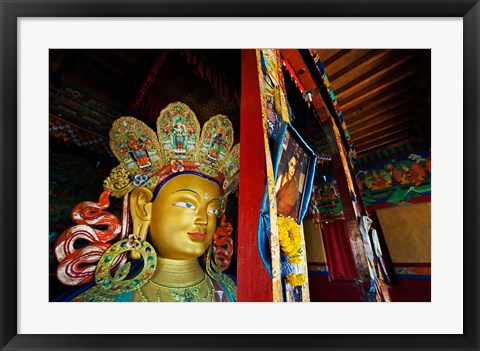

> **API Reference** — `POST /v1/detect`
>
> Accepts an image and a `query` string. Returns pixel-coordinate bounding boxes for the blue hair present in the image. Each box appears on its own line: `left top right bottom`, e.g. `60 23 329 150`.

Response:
151 171 222 202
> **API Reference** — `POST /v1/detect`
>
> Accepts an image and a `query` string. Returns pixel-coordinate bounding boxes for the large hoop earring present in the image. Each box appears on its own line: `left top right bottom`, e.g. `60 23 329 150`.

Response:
94 234 157 294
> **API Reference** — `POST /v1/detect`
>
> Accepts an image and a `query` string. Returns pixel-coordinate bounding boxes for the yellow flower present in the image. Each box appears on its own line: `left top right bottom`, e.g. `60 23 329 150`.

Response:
286 273 306 286
277 215 302 259
288 255 302 265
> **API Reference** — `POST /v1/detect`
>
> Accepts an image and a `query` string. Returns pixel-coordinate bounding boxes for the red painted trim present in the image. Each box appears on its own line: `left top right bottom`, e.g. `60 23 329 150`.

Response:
281 59 306 92
366 194 431 211
394 262 431 267
237 49 272 302
279 49 330 123
406 194 431 204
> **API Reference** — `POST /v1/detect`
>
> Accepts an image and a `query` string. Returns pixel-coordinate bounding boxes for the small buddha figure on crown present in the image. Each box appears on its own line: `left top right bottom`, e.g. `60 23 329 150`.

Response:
54 102 240 302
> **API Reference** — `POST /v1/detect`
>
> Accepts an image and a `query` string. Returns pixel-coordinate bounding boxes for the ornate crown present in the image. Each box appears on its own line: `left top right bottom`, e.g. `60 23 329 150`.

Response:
104 102 240 201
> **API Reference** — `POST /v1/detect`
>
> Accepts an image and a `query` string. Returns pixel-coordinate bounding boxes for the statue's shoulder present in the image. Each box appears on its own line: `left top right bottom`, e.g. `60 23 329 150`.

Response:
71 286 135 302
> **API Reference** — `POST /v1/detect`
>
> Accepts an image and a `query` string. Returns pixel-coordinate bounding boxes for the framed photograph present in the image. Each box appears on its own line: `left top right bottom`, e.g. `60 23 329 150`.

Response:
273 122 316 224
2 1 479 350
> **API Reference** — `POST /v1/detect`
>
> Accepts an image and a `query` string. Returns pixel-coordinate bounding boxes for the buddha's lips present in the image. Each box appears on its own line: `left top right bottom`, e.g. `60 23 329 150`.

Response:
187 232 206 239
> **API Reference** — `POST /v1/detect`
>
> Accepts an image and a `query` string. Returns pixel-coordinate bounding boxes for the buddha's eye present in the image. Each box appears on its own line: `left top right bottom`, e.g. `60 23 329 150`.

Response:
208 208 219 215
173 201 196 210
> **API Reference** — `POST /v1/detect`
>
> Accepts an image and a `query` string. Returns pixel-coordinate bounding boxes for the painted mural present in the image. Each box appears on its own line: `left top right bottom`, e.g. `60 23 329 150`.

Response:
355 150 431 208
309 175 344 223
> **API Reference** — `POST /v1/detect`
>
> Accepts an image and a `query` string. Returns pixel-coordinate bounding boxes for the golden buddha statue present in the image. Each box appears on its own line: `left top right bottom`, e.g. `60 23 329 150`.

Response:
54 102 239 302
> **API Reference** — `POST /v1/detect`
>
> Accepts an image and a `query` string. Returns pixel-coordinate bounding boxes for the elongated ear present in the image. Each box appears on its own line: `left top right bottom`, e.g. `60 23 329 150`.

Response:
129 187 153 259
130 187 152 223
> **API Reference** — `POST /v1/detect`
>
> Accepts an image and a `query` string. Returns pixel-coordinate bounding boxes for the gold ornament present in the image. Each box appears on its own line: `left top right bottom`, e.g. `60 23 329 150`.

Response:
107 102 240 203
137 275 214 302
94 235 157 294
103 164 135 197
71 286 118 302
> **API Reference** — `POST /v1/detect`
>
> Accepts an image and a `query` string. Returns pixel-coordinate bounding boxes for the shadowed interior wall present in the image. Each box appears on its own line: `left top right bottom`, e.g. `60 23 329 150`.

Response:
376 202 431 263
376 202 431 302
303 220 326 263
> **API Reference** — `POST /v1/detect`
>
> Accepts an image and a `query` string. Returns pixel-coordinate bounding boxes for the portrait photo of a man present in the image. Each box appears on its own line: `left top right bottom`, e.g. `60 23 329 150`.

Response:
275 130 310 223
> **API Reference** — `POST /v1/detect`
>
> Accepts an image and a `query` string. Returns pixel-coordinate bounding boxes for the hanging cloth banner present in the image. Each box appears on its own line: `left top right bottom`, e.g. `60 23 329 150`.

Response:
371 228 391 283
321 220 357 281
331 119 362 217
358 216 391 302
309 49 356 162
256 49 314 302
255 49 284 302
270 122 316 302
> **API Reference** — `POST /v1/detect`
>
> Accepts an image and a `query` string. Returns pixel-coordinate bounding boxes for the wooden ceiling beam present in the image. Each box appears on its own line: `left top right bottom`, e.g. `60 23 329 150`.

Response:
349 109 415 134
342 83 417 118
336 61 418 103
338 73 416 111
328 49 387 82
314 49 344 63
356 137 417 158
352 117 414 143
335 61 418 98
345 92 417 126
321 49 351 67
355 130 413 151
319 49 371 78
289 49 429 157
332 50 417 95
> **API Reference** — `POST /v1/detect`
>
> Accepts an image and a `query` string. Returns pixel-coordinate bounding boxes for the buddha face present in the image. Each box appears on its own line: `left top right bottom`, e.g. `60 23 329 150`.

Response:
148 174 221 260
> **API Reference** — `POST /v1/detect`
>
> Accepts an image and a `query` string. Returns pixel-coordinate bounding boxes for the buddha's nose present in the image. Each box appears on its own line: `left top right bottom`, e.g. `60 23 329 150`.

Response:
194 210 208 226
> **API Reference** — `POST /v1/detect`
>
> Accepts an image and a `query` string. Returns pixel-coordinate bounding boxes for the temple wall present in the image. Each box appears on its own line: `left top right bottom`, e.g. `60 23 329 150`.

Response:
376 202 431 263
376 202 431 302
304 202 431 302
303 220 326 263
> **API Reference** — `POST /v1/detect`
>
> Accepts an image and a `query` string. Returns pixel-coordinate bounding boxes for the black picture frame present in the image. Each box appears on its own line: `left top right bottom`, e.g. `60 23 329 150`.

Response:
1 1 478 350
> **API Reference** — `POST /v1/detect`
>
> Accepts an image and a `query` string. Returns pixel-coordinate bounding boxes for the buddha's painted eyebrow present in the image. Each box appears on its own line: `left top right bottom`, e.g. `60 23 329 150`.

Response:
173 189 199 197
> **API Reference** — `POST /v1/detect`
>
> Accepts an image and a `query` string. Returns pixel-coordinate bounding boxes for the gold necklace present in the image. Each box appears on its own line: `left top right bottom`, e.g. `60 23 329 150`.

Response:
137 275 214 302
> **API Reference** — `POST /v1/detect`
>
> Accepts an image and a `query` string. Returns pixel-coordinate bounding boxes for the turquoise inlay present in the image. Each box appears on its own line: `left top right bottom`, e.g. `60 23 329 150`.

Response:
114 291 135 302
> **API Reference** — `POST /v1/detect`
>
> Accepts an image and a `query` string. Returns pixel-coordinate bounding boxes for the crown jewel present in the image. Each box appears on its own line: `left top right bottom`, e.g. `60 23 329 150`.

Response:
108 102 239 196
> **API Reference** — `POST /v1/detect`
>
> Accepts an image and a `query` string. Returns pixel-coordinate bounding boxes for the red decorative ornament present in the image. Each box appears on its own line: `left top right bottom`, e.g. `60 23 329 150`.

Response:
214 215 234 271
55 190 127 286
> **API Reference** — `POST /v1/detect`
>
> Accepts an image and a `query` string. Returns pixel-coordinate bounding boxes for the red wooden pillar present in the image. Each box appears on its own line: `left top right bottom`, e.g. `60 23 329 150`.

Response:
237 49 272 302
327 122 370 301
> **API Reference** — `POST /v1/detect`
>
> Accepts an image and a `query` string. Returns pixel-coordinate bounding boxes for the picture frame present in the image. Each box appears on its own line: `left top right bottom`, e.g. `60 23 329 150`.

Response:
272 122 316 224
2 1 478 350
